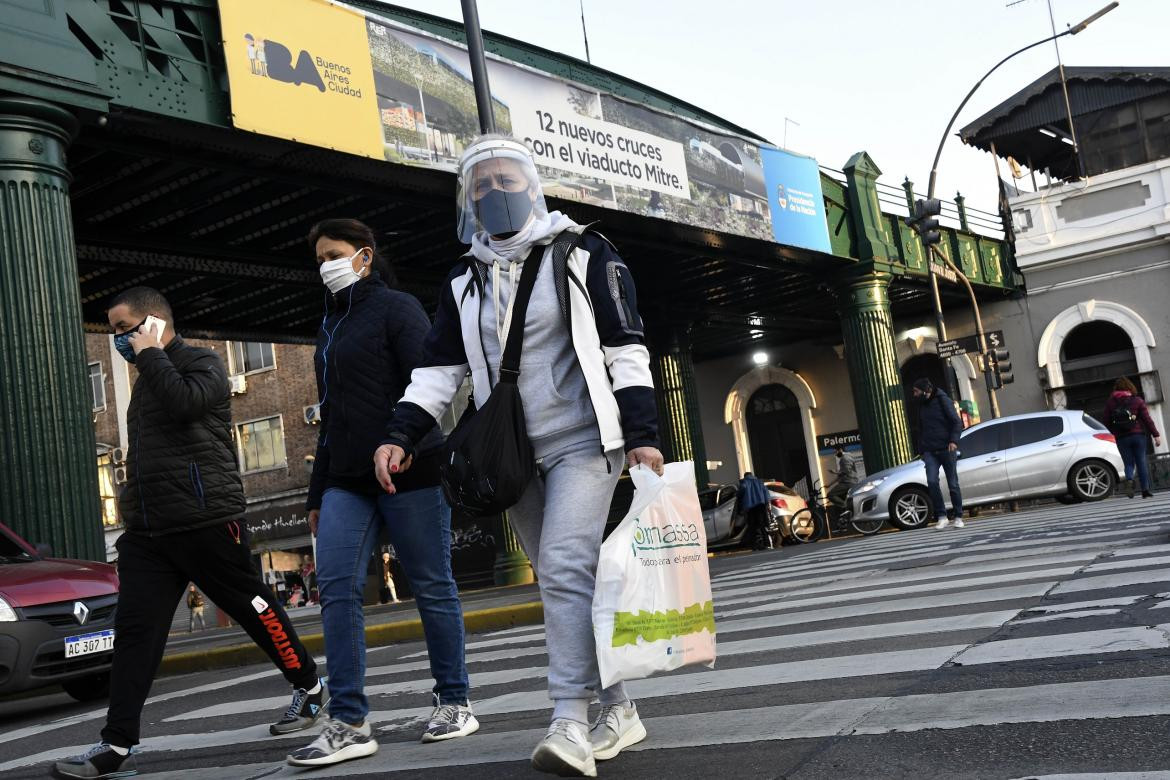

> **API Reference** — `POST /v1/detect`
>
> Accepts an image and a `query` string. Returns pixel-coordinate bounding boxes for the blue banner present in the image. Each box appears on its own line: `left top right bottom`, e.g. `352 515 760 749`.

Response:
760 147 832 253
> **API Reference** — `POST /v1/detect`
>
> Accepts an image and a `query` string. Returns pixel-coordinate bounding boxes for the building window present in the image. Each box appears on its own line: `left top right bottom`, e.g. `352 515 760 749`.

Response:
236 416 287 473
228 342 276 375
96 452 120 528
89 362 106 412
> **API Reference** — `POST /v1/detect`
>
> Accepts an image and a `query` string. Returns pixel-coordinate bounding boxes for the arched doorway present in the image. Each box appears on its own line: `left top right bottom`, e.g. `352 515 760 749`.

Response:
1039 299 1166 454
1060 320 1139 418
745 384 810 491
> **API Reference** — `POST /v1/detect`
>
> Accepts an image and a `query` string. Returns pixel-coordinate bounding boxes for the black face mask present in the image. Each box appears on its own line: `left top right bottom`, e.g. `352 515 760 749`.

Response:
475 188 533 237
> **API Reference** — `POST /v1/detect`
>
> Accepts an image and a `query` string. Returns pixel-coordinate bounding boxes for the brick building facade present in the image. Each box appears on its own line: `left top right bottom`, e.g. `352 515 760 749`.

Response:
85 335 321 595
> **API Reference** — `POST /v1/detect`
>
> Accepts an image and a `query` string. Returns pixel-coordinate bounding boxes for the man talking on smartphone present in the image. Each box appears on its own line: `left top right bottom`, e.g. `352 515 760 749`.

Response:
53 287 326 780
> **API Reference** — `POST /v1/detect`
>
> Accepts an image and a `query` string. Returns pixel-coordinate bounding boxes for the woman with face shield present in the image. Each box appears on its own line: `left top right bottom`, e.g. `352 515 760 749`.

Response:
288 219 476 769
375 135 664 777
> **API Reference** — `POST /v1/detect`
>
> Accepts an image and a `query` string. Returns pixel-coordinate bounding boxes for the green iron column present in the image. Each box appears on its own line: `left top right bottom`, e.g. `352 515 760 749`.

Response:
650 328 709 486
0 96 101 560
839 151 913 475
837 274 914 474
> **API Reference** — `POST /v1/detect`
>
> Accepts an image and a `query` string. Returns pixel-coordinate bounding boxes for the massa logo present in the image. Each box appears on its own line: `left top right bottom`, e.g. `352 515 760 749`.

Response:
243 33 363 98
630 516 701 557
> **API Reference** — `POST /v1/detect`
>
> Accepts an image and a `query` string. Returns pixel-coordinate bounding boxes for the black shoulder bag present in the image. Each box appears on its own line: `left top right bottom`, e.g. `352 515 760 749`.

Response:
440 230 585 517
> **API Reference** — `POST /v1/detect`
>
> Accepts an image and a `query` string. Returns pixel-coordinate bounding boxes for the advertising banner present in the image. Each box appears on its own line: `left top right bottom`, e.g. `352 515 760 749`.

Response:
761 147 833 254
217 0 831 251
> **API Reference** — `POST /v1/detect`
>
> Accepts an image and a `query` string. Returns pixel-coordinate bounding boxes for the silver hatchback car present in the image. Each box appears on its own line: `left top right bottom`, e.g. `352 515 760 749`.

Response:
847 410 1125 530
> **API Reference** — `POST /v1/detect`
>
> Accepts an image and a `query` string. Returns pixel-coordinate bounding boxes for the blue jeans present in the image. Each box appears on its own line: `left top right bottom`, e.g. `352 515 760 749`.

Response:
316 486 468 724
1117 433 1152 492
922 449 962 520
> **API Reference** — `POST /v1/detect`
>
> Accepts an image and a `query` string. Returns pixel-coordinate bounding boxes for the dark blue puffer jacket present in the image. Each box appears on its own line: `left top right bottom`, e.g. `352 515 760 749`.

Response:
916 389 963 453
306 274 443 510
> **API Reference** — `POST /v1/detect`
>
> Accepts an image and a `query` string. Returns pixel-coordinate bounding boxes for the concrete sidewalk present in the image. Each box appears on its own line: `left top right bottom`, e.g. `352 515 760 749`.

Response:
159 582 543 676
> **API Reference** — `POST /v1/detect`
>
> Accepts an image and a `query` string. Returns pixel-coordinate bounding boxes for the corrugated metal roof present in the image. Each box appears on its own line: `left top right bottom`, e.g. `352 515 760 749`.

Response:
961 66 1170 147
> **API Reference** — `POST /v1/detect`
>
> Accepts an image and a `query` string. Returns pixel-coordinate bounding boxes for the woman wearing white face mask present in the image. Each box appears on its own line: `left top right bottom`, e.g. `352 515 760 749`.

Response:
290 219 476 769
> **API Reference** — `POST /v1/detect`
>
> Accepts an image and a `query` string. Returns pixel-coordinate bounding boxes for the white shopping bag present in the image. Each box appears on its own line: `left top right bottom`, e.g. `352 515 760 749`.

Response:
592 461 716 688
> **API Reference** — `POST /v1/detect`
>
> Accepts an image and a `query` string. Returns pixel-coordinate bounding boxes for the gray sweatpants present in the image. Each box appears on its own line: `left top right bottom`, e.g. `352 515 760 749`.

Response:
508 437 630 715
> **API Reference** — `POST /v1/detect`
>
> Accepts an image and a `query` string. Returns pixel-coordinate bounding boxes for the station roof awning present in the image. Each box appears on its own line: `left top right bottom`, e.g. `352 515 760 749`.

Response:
959 66 1170 180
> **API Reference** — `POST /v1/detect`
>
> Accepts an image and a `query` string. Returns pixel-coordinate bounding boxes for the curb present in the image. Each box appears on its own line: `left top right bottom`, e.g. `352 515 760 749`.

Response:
158 601 545 677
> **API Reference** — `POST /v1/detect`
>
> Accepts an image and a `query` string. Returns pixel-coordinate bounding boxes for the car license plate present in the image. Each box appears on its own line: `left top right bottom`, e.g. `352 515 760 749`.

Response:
64 630 115 658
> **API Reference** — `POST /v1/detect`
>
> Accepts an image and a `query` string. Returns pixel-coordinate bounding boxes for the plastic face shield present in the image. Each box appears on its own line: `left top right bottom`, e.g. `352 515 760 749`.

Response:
456 138 547 243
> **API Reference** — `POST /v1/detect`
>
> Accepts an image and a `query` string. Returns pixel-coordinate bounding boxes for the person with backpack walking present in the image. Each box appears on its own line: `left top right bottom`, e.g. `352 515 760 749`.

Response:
374 134 662 777
911 377 965 529
1103 377 1162 498
287 219 475 769
186 585 206 632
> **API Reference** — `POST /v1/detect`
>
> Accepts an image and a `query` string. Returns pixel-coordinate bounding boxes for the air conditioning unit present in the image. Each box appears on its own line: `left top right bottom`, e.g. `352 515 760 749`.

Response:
113 466 128 485
303 403 322 425
229 374 247 395
112 447 126 464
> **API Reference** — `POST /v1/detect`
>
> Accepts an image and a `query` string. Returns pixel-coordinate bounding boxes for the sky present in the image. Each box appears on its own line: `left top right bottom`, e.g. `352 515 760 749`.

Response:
382 0 1167 216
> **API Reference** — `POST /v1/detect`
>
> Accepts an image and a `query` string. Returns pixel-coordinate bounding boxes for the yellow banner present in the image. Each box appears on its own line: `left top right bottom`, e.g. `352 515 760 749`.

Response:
218 0 383 159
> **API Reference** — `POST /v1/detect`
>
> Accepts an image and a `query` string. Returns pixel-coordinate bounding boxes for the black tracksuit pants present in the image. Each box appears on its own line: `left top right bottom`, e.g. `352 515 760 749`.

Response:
102 522 318 747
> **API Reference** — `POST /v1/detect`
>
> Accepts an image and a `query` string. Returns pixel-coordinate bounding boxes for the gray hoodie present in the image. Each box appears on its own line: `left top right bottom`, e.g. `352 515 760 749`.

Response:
470 212 599 458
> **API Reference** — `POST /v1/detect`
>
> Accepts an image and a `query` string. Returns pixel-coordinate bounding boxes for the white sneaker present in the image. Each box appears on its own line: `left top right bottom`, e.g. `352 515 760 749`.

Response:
531 718 596 777
953 517 966 529
934 517 950 530
590 701 647 760
287 718 377 767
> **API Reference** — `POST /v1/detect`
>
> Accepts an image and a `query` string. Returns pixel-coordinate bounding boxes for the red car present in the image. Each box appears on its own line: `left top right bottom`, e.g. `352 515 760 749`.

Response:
0 521 119 700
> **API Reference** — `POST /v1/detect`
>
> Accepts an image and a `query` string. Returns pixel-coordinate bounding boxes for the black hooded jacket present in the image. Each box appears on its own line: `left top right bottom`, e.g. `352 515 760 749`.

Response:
307 274 443 510
119 337 246 535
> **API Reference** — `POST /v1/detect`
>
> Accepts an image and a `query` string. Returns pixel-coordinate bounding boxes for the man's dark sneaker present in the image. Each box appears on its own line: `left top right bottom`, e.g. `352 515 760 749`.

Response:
287 718 378 767
270 679 329 735
52 743 137 779
421 694 479 743
1143 490 1154 498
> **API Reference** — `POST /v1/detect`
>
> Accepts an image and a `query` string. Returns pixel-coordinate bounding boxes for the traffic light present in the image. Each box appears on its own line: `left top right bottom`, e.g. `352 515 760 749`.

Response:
906 198 942 247
988 348 1013 389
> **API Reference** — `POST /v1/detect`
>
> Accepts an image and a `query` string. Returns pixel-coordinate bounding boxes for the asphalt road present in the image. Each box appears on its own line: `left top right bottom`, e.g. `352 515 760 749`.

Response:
2 495 1169 779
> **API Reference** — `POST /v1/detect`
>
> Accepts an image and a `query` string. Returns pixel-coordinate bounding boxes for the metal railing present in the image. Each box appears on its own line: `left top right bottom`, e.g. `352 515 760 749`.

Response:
820 165 1005 239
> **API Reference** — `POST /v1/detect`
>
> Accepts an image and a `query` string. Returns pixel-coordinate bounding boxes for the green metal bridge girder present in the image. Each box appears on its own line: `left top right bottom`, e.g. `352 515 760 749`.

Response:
2 0 1018 291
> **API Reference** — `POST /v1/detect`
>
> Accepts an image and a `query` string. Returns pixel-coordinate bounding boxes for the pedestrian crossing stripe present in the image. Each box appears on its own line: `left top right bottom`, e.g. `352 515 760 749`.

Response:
2 495 1168 776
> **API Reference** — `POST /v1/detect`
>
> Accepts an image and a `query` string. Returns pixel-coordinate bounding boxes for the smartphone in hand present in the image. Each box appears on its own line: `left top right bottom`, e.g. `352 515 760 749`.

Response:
143 315 167 341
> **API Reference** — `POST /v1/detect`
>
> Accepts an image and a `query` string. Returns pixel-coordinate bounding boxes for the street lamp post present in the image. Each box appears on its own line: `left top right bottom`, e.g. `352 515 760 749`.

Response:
461 0 496 134
919 2 1118 420
458 0 533 585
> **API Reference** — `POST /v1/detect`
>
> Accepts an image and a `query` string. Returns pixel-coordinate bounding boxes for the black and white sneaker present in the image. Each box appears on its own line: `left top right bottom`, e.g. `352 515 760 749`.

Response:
270 679 329 735
287 718 378 767
421 694 479 743
52 742 137 779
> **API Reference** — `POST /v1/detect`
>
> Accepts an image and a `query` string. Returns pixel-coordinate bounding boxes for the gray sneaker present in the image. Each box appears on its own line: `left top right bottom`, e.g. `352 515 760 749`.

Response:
270 679 329 735
421 695 480 743
590 701 647 760
531 719 596 777
52 742 137 779
287 718 378 767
